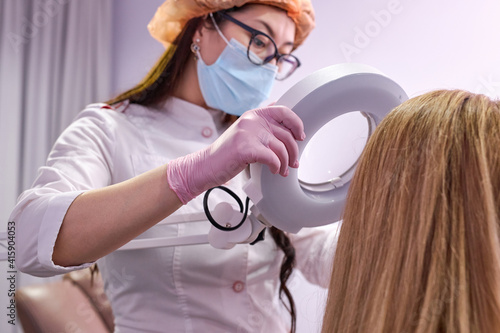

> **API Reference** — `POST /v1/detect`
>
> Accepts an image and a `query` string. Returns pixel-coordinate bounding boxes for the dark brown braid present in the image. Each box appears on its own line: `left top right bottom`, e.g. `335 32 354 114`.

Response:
270 226 297 333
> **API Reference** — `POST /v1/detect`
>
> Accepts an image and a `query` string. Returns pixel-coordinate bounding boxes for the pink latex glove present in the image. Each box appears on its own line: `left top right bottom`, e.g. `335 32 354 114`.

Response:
167 105 306 204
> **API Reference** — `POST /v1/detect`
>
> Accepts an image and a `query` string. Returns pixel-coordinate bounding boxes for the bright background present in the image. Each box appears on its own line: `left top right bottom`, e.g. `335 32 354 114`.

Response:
1 0 499 332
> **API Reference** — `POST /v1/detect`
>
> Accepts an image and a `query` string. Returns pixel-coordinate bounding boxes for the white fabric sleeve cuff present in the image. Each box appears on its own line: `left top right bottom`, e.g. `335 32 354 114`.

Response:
37 190 94 273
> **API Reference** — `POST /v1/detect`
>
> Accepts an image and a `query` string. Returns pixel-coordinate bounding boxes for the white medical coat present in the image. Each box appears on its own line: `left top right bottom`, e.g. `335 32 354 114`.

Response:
10 97 339 333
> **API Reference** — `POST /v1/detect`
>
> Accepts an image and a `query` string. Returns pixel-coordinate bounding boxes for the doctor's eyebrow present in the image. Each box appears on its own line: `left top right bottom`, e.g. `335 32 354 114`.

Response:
256 19 295 50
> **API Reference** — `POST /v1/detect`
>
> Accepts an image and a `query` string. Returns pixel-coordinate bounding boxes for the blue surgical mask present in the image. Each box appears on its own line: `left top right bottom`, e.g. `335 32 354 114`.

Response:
195 38 278 116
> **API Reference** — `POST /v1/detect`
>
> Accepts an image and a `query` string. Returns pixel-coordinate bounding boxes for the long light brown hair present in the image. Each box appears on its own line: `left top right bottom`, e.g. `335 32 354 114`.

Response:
322 90 500 333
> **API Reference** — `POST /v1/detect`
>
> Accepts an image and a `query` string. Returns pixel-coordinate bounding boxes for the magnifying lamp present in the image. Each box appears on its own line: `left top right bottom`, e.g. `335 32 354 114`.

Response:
244 62 408 233
204 63 408 248
0 63 408 258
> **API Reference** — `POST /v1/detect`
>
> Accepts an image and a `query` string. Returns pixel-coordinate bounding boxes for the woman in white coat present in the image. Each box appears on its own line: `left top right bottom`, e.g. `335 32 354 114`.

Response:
10 1 337 332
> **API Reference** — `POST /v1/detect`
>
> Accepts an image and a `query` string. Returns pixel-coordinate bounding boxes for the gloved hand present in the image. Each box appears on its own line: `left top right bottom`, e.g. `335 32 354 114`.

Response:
167 105 306 204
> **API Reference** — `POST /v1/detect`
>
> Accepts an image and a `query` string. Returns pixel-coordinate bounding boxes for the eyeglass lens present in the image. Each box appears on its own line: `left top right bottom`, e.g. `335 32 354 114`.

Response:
248 34 298 80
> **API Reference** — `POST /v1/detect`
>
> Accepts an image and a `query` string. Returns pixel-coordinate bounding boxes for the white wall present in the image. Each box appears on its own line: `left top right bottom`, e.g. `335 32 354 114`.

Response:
275 0 500 101
111 0 164 96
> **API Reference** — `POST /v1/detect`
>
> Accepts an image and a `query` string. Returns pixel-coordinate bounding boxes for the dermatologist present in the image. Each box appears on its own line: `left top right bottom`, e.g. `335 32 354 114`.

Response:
10 1 338 332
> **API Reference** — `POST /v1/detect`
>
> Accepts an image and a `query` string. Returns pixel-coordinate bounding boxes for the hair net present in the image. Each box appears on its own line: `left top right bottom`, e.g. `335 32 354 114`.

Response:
148 0 315 49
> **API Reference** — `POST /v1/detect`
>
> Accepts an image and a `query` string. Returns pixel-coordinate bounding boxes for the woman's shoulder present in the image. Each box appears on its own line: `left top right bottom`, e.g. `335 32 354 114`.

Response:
57 101 138 144
76 101 129 122
73 100 154 131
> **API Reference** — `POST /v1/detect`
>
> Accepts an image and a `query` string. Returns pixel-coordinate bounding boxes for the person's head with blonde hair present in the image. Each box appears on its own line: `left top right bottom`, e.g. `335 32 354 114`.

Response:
322 89 500 333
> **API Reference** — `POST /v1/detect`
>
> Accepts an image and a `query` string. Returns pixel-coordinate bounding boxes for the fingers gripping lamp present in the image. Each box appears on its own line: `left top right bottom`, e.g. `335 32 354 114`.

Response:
83 63 407 252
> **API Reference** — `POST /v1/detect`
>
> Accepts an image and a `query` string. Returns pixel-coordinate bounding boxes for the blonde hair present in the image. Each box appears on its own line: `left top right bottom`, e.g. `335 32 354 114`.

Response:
322 90 500 333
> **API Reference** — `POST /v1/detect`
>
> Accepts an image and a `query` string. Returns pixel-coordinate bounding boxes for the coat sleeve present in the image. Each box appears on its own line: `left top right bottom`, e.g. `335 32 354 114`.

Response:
290 221 342 288
9 105 118 277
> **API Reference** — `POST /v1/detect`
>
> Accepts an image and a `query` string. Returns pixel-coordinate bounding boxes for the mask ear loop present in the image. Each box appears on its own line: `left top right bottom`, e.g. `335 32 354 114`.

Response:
209 13 233 48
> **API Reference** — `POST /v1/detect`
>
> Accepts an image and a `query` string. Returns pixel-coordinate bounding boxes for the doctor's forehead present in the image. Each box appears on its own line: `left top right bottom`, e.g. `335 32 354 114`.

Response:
230 5 296 46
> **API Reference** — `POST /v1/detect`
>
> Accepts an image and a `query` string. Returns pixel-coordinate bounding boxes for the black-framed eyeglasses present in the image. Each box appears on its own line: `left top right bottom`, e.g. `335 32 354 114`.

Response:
217 12 301 81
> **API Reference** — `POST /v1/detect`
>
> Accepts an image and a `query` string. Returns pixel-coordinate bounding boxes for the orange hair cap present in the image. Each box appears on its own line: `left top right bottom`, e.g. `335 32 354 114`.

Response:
147 0 315 49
